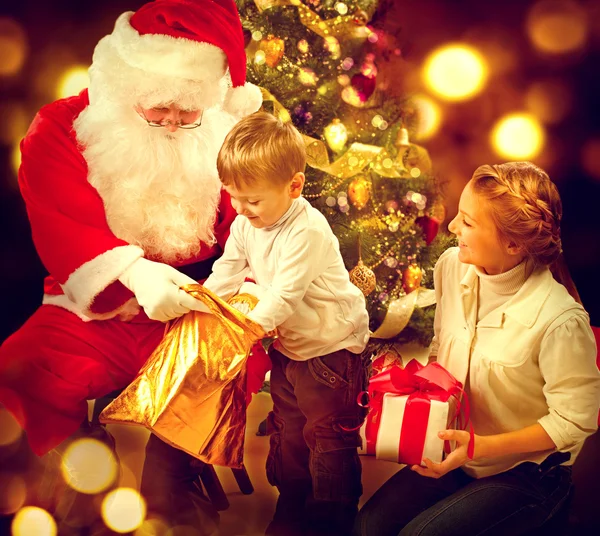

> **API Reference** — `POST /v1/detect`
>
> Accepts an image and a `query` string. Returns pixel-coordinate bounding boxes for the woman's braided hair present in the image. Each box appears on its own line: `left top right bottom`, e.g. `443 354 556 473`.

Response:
471 162 562 268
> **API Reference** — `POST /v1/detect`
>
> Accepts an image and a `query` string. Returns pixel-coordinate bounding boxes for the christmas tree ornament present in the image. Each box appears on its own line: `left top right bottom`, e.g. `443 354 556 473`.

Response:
353 9 369 26
415 215 440 245
242 28 252 48
259 35 285 68
394 127 410 163
371 346 404 374
292 103 313 127
402 264 423 293
323 118 348 152
350 235 377 296
350 72 376 102
348 175 371 209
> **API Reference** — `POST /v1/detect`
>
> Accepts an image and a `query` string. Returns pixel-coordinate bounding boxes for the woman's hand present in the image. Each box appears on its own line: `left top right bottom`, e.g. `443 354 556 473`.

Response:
411 429 481 479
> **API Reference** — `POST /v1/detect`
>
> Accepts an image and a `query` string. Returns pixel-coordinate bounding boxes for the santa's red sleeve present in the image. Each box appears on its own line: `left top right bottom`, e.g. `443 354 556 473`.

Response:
18 96 143 317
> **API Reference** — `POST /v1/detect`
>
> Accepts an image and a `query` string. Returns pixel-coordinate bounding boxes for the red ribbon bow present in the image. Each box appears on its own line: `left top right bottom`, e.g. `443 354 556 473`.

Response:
361 360 474 464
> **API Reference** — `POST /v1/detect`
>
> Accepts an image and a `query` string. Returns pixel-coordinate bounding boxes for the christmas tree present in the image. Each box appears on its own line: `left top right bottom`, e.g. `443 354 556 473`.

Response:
237 0 451 352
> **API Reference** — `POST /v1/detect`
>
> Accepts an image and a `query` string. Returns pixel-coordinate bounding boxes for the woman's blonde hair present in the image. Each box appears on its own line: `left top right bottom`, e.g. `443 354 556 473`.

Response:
471 162 581 303
217 111 306 189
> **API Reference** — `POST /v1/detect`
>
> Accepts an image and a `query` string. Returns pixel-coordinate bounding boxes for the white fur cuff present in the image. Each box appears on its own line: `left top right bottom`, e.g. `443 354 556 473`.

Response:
62 245 144 316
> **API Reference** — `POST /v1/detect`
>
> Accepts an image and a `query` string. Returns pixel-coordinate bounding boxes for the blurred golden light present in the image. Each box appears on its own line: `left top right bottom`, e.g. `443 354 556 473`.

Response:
411 94 442 140
134 518 169 536
56 66 89 99
491 113 545 159
324 119 348 152
423 44 488 101
0 408 22 446
526 80 572 124
582 138 600 180
0 18 27 77
11 506 57 536
11 142 22 176
324 36 341 59
0 474 26 515
101 488 146 534
297 39 309 54
60 438 118 494
0 101 29 145
527 0 588 54
341 86 364 107
298 67 318 86
254 50 266 65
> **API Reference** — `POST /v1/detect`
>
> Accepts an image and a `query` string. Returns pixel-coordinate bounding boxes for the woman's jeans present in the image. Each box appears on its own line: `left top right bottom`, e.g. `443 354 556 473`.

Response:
354 453 572 536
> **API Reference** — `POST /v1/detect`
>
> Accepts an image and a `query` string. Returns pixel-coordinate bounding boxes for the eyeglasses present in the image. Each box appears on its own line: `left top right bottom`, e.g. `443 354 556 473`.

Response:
138 108 203 129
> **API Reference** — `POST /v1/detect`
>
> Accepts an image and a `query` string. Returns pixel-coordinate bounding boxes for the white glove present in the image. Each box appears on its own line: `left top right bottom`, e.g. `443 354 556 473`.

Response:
119 258 211 322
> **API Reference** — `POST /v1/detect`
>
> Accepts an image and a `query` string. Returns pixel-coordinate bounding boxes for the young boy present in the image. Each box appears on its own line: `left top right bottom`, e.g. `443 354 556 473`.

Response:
203 112 370 536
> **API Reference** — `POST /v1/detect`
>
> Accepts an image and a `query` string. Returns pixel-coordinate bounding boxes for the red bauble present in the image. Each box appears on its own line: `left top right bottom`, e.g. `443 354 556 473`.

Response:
415 215 440 245
350 73 376 103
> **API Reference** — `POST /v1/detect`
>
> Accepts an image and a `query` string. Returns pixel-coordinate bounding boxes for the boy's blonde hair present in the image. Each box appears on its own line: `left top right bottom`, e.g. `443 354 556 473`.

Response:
217 111 306 189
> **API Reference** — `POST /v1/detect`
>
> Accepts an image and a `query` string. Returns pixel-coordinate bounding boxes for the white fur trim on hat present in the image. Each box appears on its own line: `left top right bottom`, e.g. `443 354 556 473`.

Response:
223 82 263 118
110 12 227 82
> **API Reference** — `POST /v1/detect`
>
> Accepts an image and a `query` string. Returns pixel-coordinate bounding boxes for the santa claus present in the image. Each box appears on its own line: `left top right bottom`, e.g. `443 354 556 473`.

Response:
0 0 264 532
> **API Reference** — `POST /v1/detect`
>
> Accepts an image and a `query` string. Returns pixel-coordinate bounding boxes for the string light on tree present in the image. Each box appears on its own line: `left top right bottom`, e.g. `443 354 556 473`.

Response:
402 264 423 293
323 118 348 152
298 67 318 86
423 44 488 101
491 113 545 159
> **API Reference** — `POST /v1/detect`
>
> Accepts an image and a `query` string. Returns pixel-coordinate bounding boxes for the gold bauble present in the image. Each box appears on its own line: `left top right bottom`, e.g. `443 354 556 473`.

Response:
402 264 423 294
350 260 377 296
348 176 370 210
259 35 285 68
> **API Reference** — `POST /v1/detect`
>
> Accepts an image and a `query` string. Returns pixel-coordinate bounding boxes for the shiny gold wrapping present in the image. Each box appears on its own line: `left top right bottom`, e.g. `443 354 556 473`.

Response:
99 285 265 468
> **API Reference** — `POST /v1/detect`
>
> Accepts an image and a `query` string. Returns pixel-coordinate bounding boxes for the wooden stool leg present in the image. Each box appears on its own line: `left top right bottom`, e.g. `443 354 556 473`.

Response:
199 465 229 511
231 465 254 495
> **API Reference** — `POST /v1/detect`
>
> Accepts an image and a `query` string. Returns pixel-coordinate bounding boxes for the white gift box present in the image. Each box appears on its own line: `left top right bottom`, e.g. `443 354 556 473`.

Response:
359 393 451 465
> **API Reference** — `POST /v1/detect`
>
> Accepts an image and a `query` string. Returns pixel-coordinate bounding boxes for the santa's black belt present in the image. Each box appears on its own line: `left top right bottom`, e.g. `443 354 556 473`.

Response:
176 256 217 282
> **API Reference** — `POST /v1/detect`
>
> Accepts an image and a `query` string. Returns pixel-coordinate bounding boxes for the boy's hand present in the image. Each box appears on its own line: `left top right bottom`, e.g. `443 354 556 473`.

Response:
119 258 210 322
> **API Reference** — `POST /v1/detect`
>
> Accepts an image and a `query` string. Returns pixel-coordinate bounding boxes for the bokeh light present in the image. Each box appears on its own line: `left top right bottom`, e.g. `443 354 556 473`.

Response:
527 0 588 54
411 95 442 140
0 101 29 146
582 138 600 180
11 142 22 177
11 506 57 536
60 438 118 494
0 18 28 77
101 487 146 534
422 44 488 101
134 518 169 536
491 113 546 159
0 474 26 515
0 407 22 446
526 80 572 124
298 67 318 86
56 66 90 99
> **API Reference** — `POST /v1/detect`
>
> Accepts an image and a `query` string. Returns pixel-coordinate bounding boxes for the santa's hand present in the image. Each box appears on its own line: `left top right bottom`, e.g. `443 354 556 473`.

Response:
119 258 208 322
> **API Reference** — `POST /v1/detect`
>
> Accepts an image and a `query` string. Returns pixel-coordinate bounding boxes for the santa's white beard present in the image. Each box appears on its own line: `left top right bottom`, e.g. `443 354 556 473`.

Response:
74 101 234 264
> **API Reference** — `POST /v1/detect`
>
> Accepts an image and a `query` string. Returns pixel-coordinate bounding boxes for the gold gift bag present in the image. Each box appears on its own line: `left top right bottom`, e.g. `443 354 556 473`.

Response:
99 284 265 468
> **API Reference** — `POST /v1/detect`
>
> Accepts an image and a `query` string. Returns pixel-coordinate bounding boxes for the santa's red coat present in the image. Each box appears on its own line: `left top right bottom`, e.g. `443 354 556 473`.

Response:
0 91 271 455
19 89 237 319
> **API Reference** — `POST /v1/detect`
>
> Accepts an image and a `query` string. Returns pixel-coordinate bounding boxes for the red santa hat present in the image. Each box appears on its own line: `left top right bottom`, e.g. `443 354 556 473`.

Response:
89 0 262 117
